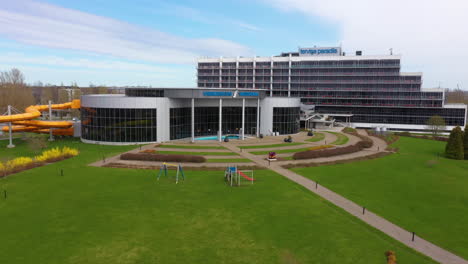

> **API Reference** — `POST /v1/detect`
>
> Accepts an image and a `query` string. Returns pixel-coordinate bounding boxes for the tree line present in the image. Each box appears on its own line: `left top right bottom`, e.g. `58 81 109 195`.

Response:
0 68 117 111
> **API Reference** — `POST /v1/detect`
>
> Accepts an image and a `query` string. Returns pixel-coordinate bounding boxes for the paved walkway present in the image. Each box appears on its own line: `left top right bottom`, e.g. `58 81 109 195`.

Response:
223 137 468 264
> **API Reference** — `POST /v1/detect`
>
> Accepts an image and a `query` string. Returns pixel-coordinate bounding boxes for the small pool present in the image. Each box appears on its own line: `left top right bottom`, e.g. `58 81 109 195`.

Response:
195 135 240 141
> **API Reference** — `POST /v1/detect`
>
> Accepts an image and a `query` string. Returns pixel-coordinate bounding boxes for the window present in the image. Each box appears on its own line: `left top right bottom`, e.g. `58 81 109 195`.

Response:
273 107 300 134
81 107 157 142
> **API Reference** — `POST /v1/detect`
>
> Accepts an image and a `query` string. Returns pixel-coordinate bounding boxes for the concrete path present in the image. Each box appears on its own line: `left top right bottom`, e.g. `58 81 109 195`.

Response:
223 139 468 264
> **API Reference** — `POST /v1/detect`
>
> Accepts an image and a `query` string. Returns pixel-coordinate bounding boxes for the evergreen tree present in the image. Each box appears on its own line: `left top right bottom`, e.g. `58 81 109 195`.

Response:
464 124 468 160
445 126 464 160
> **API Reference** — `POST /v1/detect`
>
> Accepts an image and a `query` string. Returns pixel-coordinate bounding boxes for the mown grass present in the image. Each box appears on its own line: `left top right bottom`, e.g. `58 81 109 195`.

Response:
0 138 435 264
155 150 239 156
327 131 349 145
205 158 252 163
239 143 304 149
305 132 325 142
158 144 226 150
292 137 468 259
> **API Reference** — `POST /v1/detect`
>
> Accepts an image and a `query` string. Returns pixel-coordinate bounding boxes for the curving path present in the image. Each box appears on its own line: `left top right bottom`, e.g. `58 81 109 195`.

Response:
223 134 467 264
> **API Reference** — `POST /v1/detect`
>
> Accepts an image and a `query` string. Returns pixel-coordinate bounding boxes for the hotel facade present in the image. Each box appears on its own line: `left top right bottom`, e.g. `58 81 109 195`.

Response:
197 47 467 131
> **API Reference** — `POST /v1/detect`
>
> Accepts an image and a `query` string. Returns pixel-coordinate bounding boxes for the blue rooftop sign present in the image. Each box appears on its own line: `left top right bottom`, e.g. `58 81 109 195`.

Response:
299 47 341 56
203 91 233 97
239 92 259 97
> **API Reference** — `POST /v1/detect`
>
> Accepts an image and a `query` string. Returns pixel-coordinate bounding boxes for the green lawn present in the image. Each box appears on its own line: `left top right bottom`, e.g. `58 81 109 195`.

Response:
292 137 468 259
0 138 436 264
239 143 304 149
155 150 239 156
327 131 349 145
305 132 325 142
205 158 252 163
250 147 312 155
159 144 226 150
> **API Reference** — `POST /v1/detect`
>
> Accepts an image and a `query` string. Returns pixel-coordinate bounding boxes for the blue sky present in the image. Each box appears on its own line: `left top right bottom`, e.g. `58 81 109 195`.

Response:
0 0 467 89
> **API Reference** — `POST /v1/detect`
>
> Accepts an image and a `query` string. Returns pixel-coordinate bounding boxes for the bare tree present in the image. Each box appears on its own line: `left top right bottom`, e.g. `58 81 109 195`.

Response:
426 115 446 136
0 68 25 85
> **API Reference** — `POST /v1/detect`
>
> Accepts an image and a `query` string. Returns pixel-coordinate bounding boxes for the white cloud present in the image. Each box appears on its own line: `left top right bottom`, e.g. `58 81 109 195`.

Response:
265 0 468 89
154 2 262 32
0 0 253 64
0 52 178 73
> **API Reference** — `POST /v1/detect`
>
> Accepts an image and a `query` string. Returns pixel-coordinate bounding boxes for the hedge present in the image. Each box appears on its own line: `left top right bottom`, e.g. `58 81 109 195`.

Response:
293 142 363 160
120 153 206 163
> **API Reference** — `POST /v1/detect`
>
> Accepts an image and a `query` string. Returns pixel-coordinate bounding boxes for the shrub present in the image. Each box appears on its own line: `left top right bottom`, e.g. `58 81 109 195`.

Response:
120 153 206 163
345 131 374 148
445 126 464 160
308 145 333 151
465 124 468 160
293 142 362 160
6 157 34 170
0 162 5 172
342 127 356 133
35 147 79 163
62 146 79 157
395 131 411 137
385 251 397 264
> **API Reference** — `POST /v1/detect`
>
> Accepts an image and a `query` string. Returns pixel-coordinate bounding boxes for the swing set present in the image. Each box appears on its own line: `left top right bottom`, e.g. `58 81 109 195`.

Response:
157 162 185 184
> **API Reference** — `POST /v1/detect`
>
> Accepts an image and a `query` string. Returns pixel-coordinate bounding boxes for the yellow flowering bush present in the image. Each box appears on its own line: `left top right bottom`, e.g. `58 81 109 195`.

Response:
35 147 62 162
6 157 34 170
61 146 79 157
35 147 79 162
1 146 79 177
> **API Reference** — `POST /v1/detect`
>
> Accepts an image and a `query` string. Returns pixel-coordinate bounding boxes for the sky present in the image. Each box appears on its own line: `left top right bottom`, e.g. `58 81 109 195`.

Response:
0 0 467 89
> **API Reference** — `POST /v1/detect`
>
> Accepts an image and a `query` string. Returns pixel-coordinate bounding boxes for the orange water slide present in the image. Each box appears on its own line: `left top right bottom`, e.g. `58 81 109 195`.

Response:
0 100 80 135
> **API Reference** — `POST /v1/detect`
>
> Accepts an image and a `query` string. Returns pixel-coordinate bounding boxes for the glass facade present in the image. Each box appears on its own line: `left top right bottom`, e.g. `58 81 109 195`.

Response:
125 88 164 97
193 107 258 136
81 107 157 142
170 108 191 140
316 106 466 126
273 107 300 134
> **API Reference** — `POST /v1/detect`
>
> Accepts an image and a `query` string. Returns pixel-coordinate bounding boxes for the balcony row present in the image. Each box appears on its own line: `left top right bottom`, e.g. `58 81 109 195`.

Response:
198 72 402 77
302 101 442 108
198 80 422 84
197 64 401 70
301 95 442 100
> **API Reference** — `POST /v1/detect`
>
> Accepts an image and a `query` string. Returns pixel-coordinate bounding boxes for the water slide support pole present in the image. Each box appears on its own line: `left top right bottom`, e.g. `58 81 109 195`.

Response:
48 100 54 141
7 105 15 148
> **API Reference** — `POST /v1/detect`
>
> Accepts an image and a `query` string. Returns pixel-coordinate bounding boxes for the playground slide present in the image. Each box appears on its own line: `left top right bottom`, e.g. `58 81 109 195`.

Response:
0 100 80 136
238 171 255 181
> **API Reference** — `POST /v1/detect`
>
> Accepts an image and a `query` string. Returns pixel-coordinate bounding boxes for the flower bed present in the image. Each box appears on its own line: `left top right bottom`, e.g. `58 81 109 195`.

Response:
0 147 79 178
293 142 364 160
121 153 206 163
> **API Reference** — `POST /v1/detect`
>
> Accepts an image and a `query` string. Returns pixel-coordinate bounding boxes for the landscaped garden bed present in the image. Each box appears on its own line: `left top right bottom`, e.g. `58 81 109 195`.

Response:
120 152 206 163
0 146 79 177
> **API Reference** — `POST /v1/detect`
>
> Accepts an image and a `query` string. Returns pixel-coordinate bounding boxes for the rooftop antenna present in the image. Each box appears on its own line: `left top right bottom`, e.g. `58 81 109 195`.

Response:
389 48 393 55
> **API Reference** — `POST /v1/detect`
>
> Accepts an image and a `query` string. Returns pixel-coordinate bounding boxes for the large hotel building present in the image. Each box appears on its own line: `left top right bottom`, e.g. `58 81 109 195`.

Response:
197 47 467 131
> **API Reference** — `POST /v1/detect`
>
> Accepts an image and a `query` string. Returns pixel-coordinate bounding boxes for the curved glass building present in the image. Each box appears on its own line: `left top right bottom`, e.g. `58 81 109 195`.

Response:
80 88 301 144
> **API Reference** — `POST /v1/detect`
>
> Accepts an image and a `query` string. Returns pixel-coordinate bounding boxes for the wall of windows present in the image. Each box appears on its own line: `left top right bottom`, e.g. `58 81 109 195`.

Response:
193 107 258 136
316 106 466 126
81 107 157 142
125 88 164 97
170 108 191 140
273 107 300 134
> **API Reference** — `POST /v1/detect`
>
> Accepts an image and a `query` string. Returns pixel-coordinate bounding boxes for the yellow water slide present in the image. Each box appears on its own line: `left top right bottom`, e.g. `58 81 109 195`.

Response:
0 100 80 136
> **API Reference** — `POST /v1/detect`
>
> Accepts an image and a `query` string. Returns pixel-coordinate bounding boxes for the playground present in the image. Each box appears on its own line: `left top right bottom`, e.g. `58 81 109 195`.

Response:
0 138 436 264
